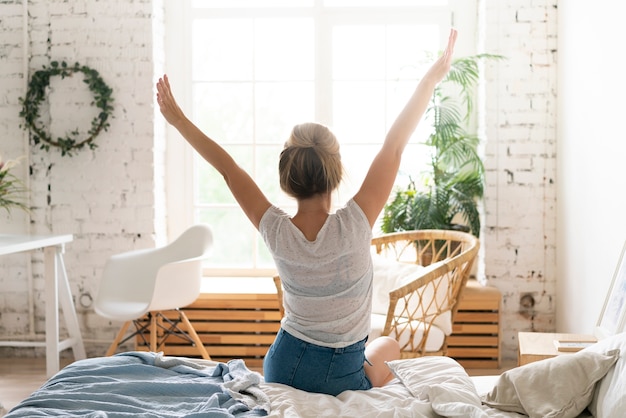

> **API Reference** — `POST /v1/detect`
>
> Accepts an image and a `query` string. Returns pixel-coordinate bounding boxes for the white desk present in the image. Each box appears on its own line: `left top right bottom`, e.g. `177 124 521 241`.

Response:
0 234 86 376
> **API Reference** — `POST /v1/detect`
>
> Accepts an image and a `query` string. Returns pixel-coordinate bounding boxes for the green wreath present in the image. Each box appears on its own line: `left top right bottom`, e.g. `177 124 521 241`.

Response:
19 61 114 157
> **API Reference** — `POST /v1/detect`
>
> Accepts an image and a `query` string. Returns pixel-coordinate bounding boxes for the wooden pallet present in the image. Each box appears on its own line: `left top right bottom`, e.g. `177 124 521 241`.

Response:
448 279 501 368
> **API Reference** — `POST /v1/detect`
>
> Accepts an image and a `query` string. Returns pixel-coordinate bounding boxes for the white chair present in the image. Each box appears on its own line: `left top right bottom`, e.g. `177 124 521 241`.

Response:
95 224 213 359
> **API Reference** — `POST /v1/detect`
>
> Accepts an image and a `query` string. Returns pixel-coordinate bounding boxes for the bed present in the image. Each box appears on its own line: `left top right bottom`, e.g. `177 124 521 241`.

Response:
5 332 625 418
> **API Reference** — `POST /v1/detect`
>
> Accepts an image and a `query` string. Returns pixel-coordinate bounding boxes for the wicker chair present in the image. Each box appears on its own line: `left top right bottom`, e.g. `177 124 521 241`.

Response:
272 229 479 359
370 229 479 358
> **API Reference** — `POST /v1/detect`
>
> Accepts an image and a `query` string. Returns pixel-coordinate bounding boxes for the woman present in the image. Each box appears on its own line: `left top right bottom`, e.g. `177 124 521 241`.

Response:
156 28 457 396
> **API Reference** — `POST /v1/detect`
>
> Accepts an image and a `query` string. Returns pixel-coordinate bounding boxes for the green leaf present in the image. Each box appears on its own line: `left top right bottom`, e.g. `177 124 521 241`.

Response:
18 62 115 157
381 53 505 237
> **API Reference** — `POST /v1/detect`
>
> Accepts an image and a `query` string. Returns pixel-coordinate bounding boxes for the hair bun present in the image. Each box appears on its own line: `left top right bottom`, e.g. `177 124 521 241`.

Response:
288 123 339 154
279 122 343 199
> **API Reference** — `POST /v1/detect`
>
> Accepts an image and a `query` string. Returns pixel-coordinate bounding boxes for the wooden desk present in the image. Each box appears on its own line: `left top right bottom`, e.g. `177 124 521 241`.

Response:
0 234 86 376
518 332 597 366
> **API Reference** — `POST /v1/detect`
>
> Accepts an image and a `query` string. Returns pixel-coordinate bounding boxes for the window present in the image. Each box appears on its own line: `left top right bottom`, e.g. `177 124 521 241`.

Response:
165 0 475 276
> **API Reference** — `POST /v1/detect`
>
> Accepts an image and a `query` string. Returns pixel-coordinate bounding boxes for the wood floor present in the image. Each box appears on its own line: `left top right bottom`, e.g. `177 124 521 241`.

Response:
0 356 512 415
0 357 69 414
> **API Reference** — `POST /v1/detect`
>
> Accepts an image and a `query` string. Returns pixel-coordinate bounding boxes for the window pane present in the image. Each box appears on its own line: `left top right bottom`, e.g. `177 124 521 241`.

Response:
255 19 314 81
254 144 281 200
324 0 448 6
397 143 433 185
336 144 378 201
253 145 298 209
386 80 433 141
193 0 313 8
195 145 253 205
335 142 430 206
257 234 275 268
193 19 253 81
255 82 315 143
333 81 386 144
192 82 253 144
196 207 256 268
386 24 439 80
333 25 386 80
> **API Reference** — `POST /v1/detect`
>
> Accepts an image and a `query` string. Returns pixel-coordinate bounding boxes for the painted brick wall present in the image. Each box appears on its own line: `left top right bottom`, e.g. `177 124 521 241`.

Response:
0 0 557 362
482 0 558 360
0 0 162 357
1 1 30 347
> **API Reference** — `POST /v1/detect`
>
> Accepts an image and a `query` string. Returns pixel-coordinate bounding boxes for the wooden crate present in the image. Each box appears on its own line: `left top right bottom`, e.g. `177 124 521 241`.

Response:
136 277 281 369
447 279 501 369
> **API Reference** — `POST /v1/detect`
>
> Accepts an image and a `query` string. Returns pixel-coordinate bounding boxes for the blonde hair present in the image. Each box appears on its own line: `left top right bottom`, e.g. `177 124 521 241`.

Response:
279 123 343 199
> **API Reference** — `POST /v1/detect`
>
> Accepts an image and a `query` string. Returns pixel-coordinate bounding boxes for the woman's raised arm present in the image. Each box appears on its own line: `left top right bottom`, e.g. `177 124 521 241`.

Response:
156 75 271 229
354 28 457 227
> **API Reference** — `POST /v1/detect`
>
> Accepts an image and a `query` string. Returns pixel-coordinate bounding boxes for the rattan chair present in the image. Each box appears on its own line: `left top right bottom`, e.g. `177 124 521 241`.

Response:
370 229 479 358
272 229 479 359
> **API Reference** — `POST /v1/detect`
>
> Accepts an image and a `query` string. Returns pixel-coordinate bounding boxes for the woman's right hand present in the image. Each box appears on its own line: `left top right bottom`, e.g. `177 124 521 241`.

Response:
156 74 187 129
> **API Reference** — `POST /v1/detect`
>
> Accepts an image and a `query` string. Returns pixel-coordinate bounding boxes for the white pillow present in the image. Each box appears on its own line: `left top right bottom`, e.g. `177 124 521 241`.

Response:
371 255 452 335
387 356 485 417
482 349 620 418
370 313 445 352
371 254 426 315
582 332 626 417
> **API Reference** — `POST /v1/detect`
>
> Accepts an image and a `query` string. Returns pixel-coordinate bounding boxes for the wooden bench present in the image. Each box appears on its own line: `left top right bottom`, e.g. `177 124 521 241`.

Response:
447 279 501 368
138 277 501 370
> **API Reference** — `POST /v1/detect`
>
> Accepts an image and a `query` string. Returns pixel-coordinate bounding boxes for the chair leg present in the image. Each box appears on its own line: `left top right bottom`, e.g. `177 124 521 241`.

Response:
179 310 211 360
106 321 131 356
150 313 158 352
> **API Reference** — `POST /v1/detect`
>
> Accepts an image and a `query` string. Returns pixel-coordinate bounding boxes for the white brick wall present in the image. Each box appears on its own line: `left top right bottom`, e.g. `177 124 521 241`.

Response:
0 0 557 362
482 0 558 360
0 0 161 357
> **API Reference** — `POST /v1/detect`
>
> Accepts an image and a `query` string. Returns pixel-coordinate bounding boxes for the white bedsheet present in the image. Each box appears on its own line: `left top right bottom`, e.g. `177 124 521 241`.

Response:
260 331 626 418
261 356 522 418
262 380 432 417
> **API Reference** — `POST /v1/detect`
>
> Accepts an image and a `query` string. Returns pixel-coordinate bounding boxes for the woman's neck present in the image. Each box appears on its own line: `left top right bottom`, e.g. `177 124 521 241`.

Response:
290 193 332 241
296 193 332 215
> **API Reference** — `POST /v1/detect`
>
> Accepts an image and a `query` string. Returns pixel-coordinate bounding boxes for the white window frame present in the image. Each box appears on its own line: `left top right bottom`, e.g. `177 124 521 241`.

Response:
164 0 476 276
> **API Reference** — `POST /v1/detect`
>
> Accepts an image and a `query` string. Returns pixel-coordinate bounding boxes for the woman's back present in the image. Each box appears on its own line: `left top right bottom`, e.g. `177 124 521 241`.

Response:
260 199 373 348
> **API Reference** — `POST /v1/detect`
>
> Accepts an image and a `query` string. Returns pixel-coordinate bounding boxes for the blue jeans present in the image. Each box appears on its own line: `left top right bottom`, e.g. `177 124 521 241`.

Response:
263 328 372 396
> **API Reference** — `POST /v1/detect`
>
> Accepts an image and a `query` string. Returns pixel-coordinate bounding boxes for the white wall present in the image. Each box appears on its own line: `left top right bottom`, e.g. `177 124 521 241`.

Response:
557 2 626 334
0 0 163 357
482 0 558 358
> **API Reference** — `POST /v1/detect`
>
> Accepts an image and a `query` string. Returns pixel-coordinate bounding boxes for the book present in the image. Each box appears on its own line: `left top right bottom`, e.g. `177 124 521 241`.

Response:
553 339 597 352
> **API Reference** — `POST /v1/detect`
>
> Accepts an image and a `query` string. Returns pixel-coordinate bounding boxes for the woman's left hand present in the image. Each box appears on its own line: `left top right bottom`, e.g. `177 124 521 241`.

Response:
422 28 457 85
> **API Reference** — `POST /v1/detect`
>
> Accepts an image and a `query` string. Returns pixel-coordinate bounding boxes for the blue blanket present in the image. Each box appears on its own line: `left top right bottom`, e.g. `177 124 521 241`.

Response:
6 352 269 417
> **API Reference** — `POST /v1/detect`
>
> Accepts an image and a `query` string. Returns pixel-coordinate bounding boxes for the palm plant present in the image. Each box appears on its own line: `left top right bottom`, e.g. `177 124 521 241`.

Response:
381 54 503 238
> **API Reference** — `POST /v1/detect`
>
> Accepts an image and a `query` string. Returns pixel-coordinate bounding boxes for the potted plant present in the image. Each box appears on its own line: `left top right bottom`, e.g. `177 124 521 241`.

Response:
0 153 28 215
380 54 502 238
